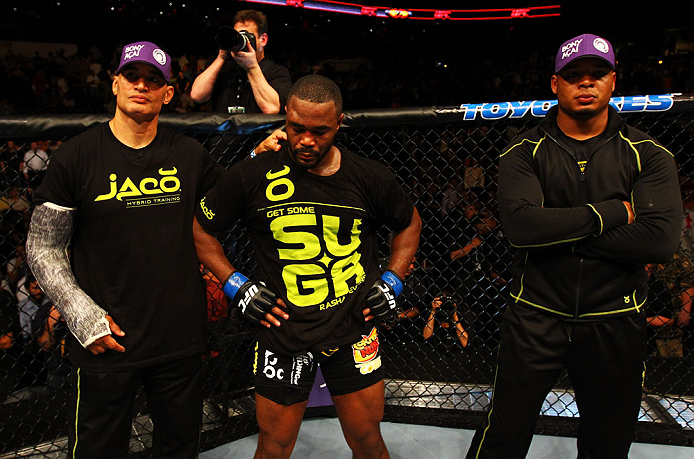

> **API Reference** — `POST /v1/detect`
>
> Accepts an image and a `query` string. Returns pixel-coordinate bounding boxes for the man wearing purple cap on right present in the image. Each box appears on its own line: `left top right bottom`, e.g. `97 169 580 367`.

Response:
466 33 681 458
26 40 223 458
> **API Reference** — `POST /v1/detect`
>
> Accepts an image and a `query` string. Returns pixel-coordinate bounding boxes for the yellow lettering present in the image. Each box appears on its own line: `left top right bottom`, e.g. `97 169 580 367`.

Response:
200 197 215 220
323 216 361 257
95 174 118 201
116 177 142 201
283 263 329 306
271 213 365 309
331 252 365 297
159 167 178 176
159 175 181 193
95 168 181 202
266 166 290 180
287 206 315 215
271 214 321 260
266 178 294 202
139 177 160 194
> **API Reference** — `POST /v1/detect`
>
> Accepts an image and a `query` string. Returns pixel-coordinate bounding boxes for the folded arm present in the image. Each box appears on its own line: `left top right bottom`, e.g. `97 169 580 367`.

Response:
575 149 682 264
498 145 628 248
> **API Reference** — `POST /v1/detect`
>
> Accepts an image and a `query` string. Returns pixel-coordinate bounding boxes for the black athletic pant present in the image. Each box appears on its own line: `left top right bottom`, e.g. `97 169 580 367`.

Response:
466 303 646 459
67 354 202 459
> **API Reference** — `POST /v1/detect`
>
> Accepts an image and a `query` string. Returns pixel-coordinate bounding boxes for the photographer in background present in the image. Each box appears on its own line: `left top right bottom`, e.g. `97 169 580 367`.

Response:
191 9 292 114
423 291 471 349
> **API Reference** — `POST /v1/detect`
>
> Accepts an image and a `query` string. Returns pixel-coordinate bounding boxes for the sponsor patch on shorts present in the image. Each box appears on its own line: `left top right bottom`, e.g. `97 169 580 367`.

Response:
352 327 382 375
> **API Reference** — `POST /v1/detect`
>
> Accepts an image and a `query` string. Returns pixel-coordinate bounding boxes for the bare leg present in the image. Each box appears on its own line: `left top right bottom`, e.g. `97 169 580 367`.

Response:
254 393 308 459
331 380 389 459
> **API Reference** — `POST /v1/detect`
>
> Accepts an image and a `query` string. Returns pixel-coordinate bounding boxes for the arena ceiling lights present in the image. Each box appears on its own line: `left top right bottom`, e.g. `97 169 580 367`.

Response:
238 0 561 20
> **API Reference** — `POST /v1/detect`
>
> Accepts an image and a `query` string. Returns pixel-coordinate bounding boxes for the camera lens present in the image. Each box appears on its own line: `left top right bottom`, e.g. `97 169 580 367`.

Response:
215 26 246 51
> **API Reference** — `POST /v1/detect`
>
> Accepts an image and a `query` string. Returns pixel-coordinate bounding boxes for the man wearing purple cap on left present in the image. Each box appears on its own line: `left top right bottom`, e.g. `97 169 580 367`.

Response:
26 40 223 458
466 33 681 458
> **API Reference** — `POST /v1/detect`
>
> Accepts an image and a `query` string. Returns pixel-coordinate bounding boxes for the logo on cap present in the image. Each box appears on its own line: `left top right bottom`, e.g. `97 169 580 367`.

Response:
123 44 145 61
593 38 610 54
561 38 583 61
555 33 615 73
152 49 167 66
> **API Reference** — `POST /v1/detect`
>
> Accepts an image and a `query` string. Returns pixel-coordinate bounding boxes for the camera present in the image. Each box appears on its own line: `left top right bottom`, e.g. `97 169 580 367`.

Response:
439 294 458 312
215 26 257 52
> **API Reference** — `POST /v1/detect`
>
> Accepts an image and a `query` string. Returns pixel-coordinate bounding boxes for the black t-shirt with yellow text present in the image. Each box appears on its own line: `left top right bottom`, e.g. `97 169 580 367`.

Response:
34 123 223 371
196 146 414 355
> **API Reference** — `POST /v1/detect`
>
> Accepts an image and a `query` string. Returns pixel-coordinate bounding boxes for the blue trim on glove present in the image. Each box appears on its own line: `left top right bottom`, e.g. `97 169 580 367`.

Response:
223 271 249 299
381 270 404 297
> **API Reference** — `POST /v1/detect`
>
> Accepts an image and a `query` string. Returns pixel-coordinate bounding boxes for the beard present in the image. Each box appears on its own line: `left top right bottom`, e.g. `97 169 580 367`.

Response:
288 145 330 169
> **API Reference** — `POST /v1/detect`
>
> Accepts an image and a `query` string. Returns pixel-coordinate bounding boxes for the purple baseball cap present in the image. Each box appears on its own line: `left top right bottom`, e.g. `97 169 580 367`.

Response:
555 33 615 74
115 41 171 83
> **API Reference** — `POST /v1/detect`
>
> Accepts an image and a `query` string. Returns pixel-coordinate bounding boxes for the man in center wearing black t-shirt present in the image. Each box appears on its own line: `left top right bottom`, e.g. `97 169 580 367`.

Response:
194 74 421 459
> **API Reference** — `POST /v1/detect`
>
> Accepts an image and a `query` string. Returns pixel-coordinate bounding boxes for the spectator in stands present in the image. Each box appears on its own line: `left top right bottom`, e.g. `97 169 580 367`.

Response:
0 277 18 350
439 198 499 349
645 263 687 358
2 186 31 214
20 140 50 188
440 174 464 218
6 243 29 289
0 141 24 188
191 9 292 114
1 185 32 235
14 275 54 390
462 155 485 192
439 198 494 298
35 302 69 389
422 290 472 349
173 63 195 113
0 277 19 399
31 68 49 105
86 68 101 107
16 276 49 336
36 304 63 350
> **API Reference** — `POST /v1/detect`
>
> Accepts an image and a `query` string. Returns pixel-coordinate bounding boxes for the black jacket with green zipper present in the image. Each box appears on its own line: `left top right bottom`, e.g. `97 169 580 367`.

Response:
498 105 682 320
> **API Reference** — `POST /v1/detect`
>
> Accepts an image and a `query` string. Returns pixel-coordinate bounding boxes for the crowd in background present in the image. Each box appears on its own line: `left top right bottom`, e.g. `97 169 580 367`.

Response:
1 4 694 401
1 41 692 116
1 7 693 116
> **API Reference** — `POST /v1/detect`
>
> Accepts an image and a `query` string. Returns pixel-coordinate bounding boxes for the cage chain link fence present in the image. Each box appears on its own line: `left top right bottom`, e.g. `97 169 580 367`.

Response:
0 103 693 457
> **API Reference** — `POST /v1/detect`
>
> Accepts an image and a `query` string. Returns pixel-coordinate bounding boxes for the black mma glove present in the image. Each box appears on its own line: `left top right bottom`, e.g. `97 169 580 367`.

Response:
223 271 278 324
365 270 404 320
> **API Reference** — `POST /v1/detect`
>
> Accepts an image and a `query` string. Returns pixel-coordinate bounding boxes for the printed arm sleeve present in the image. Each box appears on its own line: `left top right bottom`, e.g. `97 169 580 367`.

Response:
574 148 682 264
497 143 628 247
26 203 110 348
